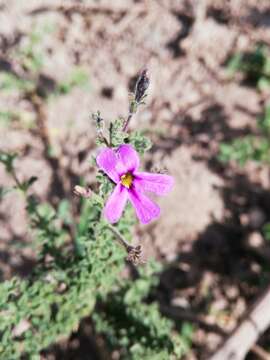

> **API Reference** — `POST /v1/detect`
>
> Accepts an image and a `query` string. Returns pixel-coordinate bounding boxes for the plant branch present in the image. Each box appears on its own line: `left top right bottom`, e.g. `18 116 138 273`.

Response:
106 223 142 264
122 112 134 132
10 168 22 189
162 304 270 360
122 68 149 132
106 223 132 251
209 284 270 360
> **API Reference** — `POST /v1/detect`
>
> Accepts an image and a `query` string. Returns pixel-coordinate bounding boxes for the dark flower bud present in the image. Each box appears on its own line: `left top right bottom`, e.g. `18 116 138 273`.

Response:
126 245 143 265
135 69 150 103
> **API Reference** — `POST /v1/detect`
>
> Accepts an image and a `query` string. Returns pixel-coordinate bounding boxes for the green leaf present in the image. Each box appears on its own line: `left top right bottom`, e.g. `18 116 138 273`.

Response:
0 152 17 173
37 203 56 221
0 111 14 127
129 131 152 155
263 223 270 241
219 137 256 166
20 176 38 192
226 44 270 87
56 68 89 95
57 199 72 225
109 118 128 147
258 77 270 91
0 72 35 92
0 186 12 199
226 53 243 74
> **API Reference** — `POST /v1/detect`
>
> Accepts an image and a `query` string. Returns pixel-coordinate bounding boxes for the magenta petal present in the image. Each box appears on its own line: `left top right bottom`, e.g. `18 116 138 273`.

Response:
128 186 160 224
134 172 174 196
96 148 120 183
116 144 140 174
104 184 128 223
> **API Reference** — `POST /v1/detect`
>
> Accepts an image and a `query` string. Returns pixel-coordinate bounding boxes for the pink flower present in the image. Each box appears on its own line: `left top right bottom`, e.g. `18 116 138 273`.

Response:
96 144 174 224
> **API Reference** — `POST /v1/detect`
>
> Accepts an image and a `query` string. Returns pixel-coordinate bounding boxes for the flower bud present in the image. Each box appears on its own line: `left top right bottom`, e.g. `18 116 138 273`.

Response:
92 111 105 136
73 185 92 198
135 69 149 103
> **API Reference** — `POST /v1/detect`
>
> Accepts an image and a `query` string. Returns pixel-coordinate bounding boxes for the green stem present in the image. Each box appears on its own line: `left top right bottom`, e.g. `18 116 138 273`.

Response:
122 112 133 132
106 223 132 251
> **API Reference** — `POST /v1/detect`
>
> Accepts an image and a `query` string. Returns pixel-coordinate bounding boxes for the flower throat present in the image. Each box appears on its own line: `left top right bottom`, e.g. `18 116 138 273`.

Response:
121 173 133 188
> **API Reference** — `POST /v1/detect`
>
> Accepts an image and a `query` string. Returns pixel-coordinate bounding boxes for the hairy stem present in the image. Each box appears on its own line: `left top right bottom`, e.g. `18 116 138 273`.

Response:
122 112 133 132
10 168 22 189
106 223 142 264
106 223 131 251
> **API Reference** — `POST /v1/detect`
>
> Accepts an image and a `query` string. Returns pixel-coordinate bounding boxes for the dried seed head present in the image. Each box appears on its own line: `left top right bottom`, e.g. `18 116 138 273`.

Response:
151 166 168 174
126 245 143 265
135 69 150 103
73 185 92 198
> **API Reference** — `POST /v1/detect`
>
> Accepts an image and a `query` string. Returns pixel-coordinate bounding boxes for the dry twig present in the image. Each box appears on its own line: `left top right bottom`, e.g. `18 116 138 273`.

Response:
210 285 270 360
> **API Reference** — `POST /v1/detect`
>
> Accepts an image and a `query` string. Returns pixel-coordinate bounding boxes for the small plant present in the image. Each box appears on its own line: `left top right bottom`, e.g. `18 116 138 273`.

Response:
93 260 186 359
0 24 52 95
226 44 270 90
219 104 270 166
0 70 191 359
0 21 90 134
55 67 89 95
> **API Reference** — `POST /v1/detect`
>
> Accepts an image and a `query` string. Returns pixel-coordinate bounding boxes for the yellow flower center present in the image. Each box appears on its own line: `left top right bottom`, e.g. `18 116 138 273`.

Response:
121 173 133 188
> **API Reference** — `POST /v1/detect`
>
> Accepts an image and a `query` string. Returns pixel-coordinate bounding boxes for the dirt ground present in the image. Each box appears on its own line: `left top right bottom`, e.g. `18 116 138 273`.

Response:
1 0 270 359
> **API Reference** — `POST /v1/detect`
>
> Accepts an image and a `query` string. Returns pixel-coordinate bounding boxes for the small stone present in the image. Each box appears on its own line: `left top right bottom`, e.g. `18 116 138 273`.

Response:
171 297 189 308
12 319 30 337
226 285 239 300
248 207 266 229
58 282 67 293
240 213 249 226
247 232 264 248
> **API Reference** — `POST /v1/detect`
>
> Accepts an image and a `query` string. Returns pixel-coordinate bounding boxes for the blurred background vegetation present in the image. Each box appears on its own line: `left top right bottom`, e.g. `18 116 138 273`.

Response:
1 1 270 359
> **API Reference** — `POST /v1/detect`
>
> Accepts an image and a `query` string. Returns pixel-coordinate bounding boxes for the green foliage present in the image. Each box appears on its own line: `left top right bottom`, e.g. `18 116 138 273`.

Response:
0 151 18 173
18 44 43 73
0 26 45 96
226 44 270 90
109 118 128 147
97 172 114 198
0 111 15 127
0 22 88 104
0 145 186 359
219 137 258 166
180 322 195 354
219 105 270 166
19 176 38 193
0 73 187 359
0 110 35 130
258 104 270 133
57 199 72 225
0 186 11 199
16 23 55 73
263 223 270 242
93 261 187 359
93 113 152 155
129 131 152 154
55 67 89 95
0 194 126 359
0 72 35 93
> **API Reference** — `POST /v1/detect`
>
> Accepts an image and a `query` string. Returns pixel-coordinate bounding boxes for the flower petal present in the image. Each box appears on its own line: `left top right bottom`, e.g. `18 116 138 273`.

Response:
134 172 174 196
96 148 120 183
116 144 140 174
128 186 160 224
104 184 128 223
